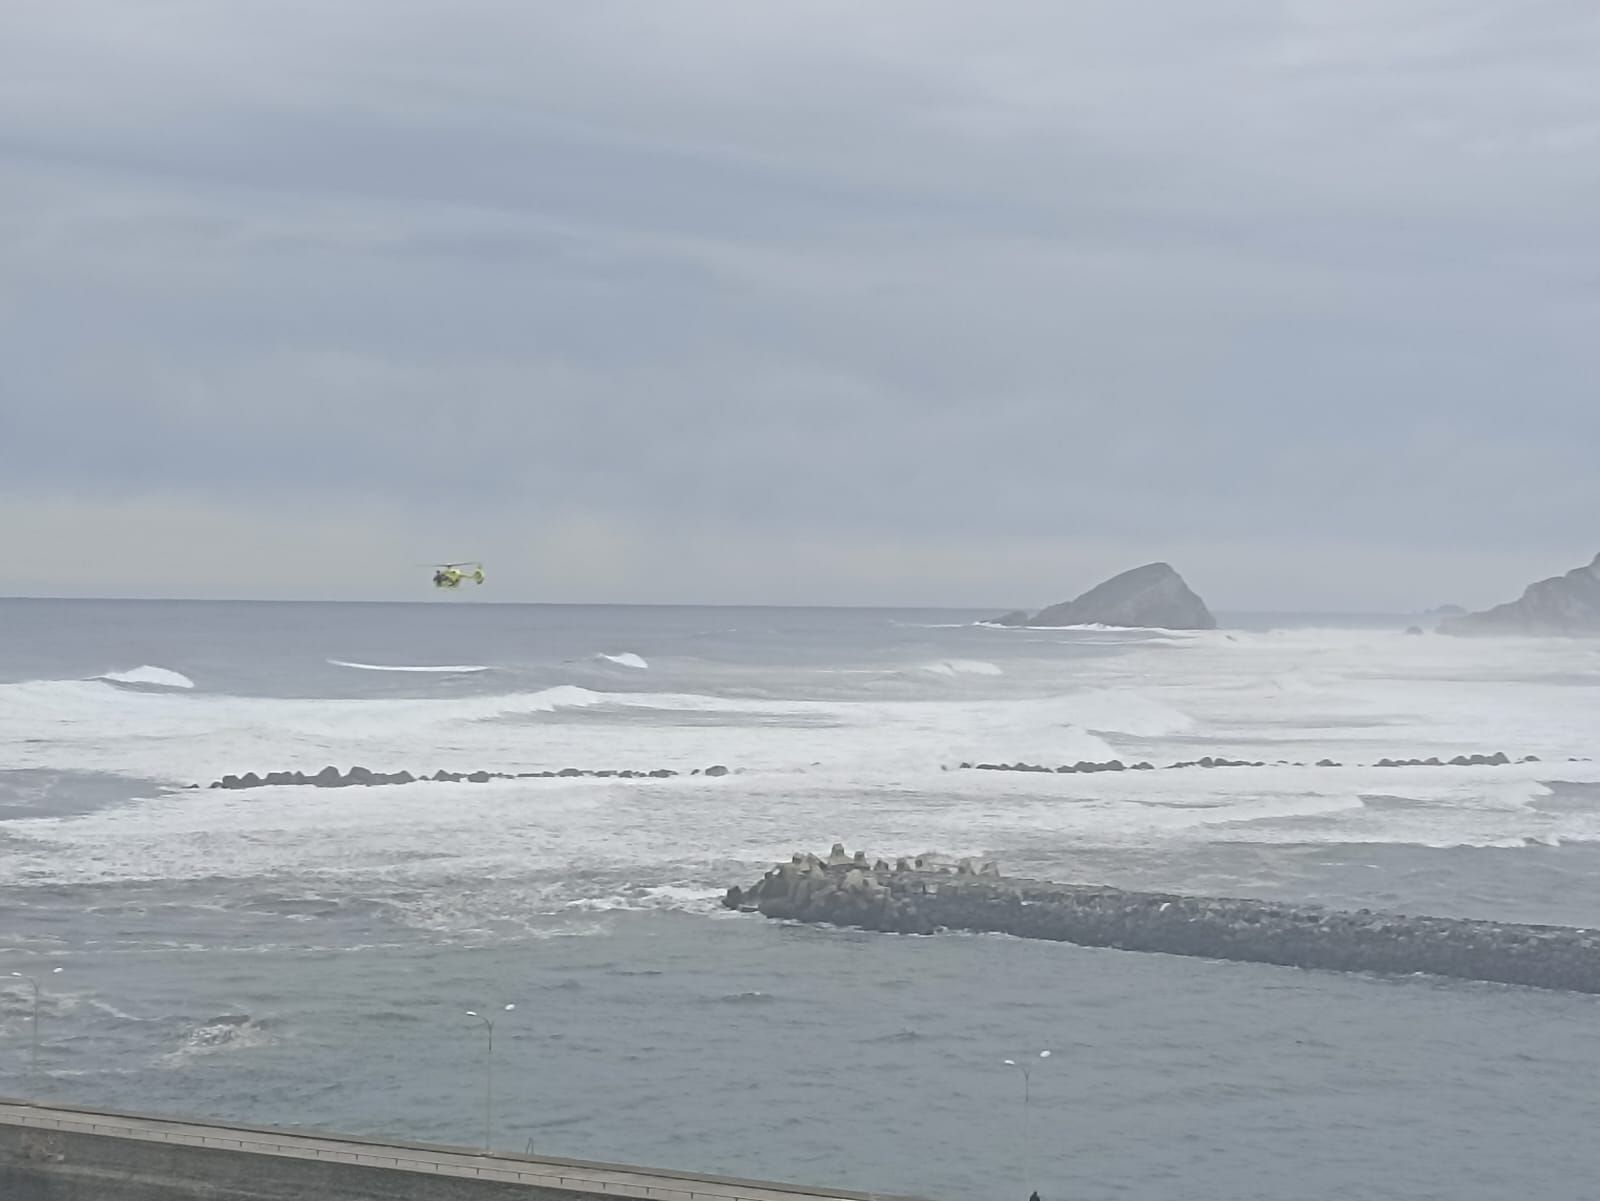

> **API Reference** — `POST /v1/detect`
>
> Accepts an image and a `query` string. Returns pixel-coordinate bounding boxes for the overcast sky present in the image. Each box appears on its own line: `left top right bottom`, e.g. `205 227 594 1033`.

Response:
2 2 1596 610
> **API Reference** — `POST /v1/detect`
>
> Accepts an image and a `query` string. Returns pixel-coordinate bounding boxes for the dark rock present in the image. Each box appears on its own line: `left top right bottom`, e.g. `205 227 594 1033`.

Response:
557 768 582 777
314 766 342 787
467 770 491 783
649 769 675 778
345 766 375 785
219 774 242 790
704 764 730 777
1028 563 1216 631
1441 552 1600 636
264 772 294 785
727 853 1600 995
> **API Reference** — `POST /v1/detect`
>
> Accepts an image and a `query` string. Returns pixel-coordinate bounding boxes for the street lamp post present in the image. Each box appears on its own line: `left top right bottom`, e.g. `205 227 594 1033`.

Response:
1003 1049 1050 1199
465 1004 514 1151
10 968 63 1083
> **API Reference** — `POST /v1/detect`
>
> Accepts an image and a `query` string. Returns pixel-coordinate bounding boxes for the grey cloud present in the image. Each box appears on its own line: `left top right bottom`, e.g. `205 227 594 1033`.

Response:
2 1 1598 605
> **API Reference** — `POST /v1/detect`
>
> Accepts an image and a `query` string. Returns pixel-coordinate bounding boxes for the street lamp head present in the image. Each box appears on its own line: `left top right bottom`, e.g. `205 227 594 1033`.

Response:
465 1010 479 1018
1039 1050 1051 1059
503 1003 515 1012
1003 1059 1017 1066
51 968 63 975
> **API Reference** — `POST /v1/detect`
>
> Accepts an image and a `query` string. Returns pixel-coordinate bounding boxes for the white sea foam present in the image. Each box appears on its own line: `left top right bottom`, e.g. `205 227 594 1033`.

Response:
920 659 1003 677
597 653 649 670
328 660 490 673
7 621 1600 925
97 666 195 689
1044 689 1195 737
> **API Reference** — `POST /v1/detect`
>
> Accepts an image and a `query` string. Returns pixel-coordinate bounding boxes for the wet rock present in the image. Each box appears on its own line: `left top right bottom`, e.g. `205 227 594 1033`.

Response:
466 770 491 783
704 764 730 777
725 849 1600 996
314 766 343 787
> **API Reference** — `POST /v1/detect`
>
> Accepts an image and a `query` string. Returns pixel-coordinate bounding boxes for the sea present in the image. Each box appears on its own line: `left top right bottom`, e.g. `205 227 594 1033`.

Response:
3 598 1599 1201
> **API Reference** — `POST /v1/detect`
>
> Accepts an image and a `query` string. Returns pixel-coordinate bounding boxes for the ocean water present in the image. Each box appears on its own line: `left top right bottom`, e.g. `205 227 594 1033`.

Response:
2 598 1599 1201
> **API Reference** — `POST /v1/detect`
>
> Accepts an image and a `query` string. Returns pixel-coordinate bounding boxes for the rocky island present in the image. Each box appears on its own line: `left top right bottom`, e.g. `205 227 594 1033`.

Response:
1441 551 1600 636
991 561 1216 630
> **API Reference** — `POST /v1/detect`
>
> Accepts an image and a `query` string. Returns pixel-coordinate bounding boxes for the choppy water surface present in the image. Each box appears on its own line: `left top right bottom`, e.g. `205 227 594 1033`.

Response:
2 599 1599 1200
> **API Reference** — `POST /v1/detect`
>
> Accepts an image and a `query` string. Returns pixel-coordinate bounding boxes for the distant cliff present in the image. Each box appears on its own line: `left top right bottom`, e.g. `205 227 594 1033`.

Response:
994 562 1216 630
1441 552 1600 636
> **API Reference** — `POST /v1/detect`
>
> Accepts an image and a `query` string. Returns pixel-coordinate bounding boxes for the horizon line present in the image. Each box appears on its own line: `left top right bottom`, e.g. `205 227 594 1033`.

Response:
0 594 1440 618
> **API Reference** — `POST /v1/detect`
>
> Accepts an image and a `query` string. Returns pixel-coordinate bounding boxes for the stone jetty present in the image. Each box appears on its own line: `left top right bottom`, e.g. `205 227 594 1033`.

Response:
955 751 1559 774
200 764 731 789
724 847 1600 995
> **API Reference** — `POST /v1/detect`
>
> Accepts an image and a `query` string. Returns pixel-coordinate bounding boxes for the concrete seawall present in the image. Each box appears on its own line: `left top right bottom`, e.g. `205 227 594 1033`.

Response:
725 849 1600 995
0 1099 916 1201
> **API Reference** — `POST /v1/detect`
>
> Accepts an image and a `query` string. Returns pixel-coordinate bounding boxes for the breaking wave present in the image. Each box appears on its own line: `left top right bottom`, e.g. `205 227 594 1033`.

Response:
920 660 1003 677
597 653 649 670
97 666 194 689
1048 689 1195 737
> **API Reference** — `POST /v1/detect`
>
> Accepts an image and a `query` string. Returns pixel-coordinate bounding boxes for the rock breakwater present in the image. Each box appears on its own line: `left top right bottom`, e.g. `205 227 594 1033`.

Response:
724 847 1600 995
956 751 1562 774
200 764 731 789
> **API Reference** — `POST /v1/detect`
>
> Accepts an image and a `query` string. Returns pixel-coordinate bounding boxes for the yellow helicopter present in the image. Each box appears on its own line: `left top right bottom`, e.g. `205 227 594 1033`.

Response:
430 562 485 589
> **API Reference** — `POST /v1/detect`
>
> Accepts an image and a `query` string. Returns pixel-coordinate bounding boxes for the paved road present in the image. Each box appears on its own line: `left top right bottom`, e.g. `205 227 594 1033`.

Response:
0 1098 913 1201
